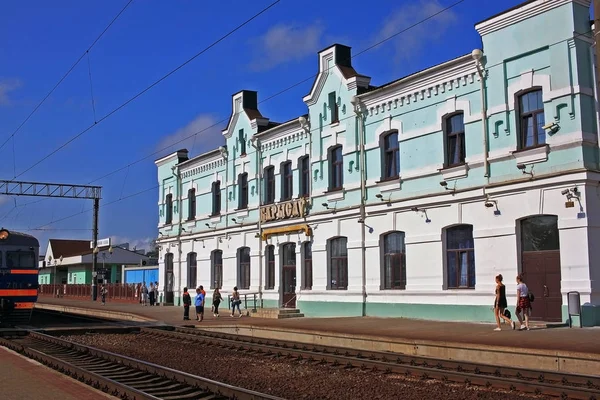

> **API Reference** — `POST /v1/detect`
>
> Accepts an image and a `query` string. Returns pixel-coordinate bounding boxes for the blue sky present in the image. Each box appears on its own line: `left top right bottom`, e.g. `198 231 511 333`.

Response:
0 0 532 252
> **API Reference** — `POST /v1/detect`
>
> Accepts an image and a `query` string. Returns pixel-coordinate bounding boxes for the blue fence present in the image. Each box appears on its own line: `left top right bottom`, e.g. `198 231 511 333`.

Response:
124 268 158 284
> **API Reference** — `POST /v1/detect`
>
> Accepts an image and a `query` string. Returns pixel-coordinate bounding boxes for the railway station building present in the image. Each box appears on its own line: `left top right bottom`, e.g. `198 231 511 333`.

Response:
38 238 149 285
155 0 600 326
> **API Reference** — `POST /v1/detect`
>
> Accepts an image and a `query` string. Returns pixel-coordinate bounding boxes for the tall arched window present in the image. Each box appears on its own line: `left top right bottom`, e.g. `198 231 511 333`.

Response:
237 247 251 289
187 252 197 288
444 112 465 167
302 241 312 290
265 245 275 290
328 237 348 290
382 231 406 289
380 131 399 180
446 225 475 289
517 88 545 149
328 146 343 191
211 250 222 289
165 193 173 225
187 188 196 220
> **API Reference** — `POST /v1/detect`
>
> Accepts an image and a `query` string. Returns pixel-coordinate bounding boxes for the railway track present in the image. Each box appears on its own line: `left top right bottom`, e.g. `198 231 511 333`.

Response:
141 326 600 400
0 331 282 400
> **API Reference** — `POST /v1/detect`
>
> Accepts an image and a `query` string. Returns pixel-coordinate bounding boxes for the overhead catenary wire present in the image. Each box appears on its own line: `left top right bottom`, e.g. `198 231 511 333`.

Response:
0 0 134 154
9 0 282 182
24 8 595 231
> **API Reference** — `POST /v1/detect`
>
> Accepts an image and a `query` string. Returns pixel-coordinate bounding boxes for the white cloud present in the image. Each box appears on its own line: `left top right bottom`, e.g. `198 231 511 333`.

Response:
375 0 459 64
156 114 224 157
0 79 21 106
249 23 324 71
110 235 155 252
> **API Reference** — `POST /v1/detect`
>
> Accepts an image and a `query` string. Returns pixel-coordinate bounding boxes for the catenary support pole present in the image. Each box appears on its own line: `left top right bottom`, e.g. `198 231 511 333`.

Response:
91 197 99 301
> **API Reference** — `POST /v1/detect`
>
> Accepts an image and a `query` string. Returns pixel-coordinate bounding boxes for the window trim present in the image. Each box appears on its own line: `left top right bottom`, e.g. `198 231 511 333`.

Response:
380 130 400 181
445 224 476 290
299 156 310 198
328 236 348 290
443 112 466 168
187 252 197 288
239 129 247 156
381 231 406 290
187 188 196 221
264 166 275 205
211 250 223 289
302 241 312 290
237 246 251 290
165 193 173 225
265 245 275 290
237 173 248 210
211 181 221 216
328 91 339 124
515 87 545 150
328 145 344 192
280 161 293 201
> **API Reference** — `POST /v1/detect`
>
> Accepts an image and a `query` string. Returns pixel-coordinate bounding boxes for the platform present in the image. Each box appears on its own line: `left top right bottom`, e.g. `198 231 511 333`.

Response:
36 297 600 376
0 346 113 400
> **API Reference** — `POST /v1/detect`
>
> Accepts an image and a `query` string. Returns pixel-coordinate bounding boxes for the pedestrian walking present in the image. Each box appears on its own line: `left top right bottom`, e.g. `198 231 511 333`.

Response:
141 282 148 306
153 282 159 306
231 286 242 318
515 274 532 330
494 274 515 331
149 282 155 306
195 287 205 322
100 284 107 306
182 287 191 320
212 288 223 317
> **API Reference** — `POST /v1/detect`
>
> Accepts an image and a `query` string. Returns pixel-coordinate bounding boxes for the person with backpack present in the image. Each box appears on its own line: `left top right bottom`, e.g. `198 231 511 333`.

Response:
515 274 532 330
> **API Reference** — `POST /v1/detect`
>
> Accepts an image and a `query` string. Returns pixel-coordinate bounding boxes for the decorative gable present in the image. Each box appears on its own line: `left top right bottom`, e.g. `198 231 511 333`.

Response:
222 90 270 138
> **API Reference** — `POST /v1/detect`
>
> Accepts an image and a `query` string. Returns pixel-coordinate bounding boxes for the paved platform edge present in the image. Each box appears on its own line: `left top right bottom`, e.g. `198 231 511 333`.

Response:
35 303 156 322
34 302 600 376
199 324 600 376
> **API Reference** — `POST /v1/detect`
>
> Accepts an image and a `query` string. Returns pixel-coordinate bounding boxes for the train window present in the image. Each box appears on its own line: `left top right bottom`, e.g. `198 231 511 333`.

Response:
6 251 35 268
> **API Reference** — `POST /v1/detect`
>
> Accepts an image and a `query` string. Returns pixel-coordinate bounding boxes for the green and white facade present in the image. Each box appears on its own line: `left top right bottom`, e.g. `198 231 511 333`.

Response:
156 0 600 325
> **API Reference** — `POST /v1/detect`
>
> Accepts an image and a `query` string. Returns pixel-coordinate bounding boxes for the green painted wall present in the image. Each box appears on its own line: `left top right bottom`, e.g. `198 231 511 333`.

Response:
68 266 91 284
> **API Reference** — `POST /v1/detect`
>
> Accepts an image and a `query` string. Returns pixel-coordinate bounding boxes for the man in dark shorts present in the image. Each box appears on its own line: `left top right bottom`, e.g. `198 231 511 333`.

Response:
194 287 205 322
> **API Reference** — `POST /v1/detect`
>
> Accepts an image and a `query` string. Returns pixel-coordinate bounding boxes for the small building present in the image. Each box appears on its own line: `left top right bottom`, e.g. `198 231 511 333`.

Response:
122 258 159 284
38 238 149 284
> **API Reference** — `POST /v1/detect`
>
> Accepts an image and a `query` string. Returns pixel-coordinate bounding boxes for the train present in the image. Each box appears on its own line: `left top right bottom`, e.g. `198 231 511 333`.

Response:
0 228 39 326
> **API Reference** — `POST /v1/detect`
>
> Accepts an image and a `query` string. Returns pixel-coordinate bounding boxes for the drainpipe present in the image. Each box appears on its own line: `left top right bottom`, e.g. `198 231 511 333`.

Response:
250 137 263 307
589 24 600 149
351 95 367 317
472 49 490 184
172 165 184 306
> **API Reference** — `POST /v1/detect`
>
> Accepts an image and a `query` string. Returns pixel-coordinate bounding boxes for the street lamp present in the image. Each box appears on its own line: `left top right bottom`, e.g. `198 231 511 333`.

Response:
94 246 113 285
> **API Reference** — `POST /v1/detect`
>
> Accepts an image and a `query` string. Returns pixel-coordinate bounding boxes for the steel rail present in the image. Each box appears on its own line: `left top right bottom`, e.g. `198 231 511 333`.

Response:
141 327 600 400
0 331 283 400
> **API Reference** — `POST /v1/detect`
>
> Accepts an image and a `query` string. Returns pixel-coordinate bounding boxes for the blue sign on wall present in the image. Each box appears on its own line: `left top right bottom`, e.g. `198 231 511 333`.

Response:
124 268 159 284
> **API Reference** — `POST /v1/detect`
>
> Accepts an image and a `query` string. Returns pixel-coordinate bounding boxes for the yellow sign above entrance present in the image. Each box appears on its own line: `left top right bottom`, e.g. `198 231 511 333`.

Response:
260 198 307 224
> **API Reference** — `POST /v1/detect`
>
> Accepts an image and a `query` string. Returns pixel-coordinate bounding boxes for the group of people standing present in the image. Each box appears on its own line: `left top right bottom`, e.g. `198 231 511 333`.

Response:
493 274 533 331
138 281 159 306
182 286 244 321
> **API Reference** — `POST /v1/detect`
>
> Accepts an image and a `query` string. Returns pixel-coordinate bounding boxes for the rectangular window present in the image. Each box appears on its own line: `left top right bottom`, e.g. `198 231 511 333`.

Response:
281 161 293 201
187 252 197 288
328 91 339 124
329 146 343 191
518 89 545 149
265 245 275 290
381 131 400 180
302 242 312 290
211 181 221 216
238 173 248 209
238 247 251 290
446 225 476 289
299 156 310 197
239 129 246 156
264 166 275 204
6 251 36 268
445 113 465 167
165 193 173 225
211 250 223 289
187 188 196 220
329 237 348 290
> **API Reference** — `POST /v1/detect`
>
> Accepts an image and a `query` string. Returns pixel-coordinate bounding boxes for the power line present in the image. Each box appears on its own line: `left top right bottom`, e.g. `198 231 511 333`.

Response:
10 0 281 182
27 10 595 231
0 0 134 154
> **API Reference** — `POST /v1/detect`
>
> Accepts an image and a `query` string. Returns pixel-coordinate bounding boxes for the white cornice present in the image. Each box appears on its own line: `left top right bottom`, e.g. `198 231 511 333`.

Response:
359 55 478 114
154 151 187 167
475 0 590 37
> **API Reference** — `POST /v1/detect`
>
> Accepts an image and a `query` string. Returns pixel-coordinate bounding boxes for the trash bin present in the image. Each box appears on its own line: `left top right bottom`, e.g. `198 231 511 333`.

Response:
567 291 582 328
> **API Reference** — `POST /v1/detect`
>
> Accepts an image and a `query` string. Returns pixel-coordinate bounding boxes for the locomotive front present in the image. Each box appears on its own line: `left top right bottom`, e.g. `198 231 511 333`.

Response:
0 229 40 326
